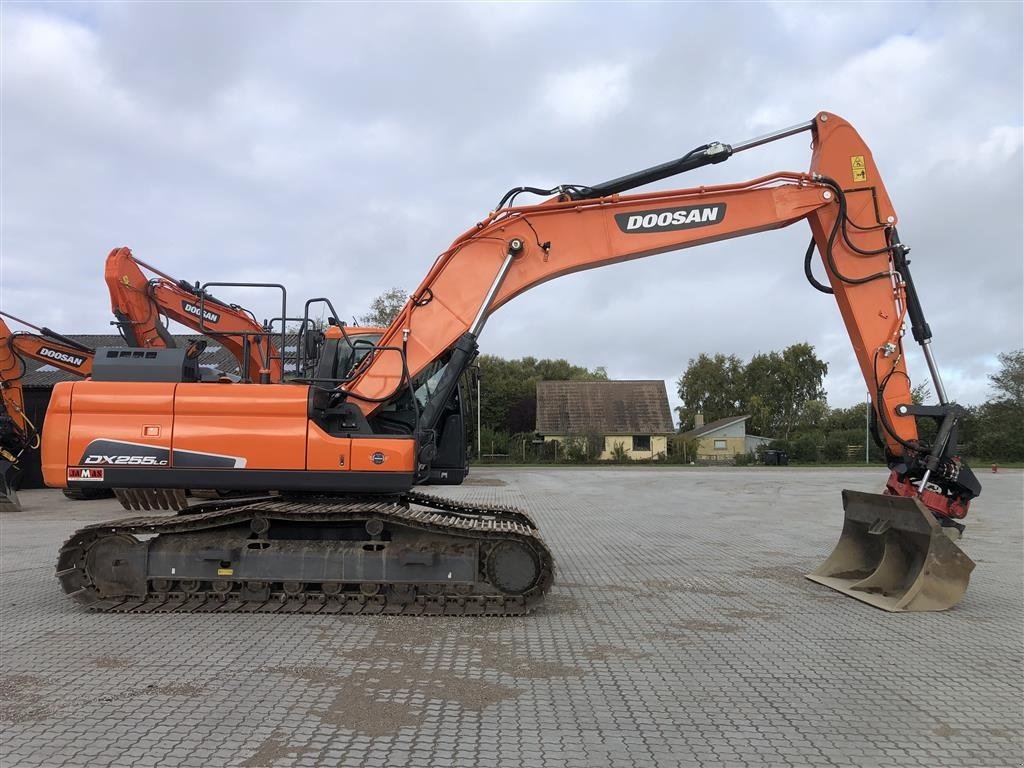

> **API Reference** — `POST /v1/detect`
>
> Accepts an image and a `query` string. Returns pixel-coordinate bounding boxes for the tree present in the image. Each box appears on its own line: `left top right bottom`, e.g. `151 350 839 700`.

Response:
676 353 745 429
989 349 1024 405
359 287 408 327
472 355 608 445
793 398 831 434
743 343 828 439
911 381 932 405
675 344 827 437
967 349 1024 461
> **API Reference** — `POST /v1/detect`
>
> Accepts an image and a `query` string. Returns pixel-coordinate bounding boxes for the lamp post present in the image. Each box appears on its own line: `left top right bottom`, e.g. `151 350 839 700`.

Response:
475 367 482 459
865 391 870 464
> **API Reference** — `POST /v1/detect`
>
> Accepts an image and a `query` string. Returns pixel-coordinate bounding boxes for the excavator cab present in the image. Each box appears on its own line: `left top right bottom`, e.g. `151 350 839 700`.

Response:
313 324 470 486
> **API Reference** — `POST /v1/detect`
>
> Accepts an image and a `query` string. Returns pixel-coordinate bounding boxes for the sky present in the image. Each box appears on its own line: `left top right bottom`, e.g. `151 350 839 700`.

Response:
2 2 1022 423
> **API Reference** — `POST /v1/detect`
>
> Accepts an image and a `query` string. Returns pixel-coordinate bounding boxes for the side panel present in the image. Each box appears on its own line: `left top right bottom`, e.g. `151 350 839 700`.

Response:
171 384 309 470
349 436 416 473
66 382 175 468
306 422 352 471
41 382 74 488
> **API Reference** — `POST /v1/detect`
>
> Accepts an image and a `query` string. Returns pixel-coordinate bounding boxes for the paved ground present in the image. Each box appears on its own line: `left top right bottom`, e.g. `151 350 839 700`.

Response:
1 467 1021 768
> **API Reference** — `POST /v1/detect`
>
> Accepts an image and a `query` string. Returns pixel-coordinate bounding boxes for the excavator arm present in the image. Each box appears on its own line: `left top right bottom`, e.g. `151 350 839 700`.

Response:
104 247 284 383
346 112 978 520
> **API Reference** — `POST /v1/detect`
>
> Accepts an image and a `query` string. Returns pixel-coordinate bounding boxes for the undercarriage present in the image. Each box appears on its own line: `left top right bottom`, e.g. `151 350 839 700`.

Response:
57 491 553 616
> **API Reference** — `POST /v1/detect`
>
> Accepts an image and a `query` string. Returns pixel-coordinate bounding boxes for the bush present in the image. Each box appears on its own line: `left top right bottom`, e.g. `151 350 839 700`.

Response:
667 436 698 464
563 435 589 463
734 452 754 466
610 441 630 463
790 434 820 462
821 435 847 462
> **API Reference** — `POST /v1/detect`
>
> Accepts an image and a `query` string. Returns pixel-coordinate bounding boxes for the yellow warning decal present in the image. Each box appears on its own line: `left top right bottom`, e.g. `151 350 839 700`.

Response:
851 155 867 182
217 568 233 576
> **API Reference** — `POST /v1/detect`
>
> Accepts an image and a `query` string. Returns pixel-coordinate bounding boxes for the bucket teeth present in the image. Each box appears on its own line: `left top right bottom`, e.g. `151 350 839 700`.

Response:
806 489 975 612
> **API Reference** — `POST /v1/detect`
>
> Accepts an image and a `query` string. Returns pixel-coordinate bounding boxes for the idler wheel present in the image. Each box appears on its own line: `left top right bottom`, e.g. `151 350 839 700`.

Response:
322 582 343 596
486 541 541 595
282 582 305 596
179 579 201 594
85 534 145 597
211 579 234 594
151 578 173 593
360 583 381 596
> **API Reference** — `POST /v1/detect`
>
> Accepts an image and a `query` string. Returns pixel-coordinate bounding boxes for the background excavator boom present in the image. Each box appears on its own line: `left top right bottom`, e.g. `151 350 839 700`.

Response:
104 247 284 383
1 313 95 511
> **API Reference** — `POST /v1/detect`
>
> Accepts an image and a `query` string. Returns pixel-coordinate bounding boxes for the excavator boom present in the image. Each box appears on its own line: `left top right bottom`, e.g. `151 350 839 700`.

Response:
105 247 284 383
46 111 980 613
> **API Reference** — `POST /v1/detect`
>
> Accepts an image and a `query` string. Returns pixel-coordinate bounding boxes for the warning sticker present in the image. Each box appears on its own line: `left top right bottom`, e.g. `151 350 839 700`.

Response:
217 568 233 576
851 155 867 182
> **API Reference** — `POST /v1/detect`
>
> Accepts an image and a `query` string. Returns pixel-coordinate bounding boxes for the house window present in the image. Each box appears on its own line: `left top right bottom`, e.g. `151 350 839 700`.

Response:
633 435 651 451
714 439 728 451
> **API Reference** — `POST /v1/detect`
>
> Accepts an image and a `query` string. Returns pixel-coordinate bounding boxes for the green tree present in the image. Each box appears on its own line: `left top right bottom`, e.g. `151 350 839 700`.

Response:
911 381 932 404
471 355 608 448
743 343 828 438
675 344 827 437
676 353 745 429
358 287 408 327
967 350 1024 461
989 349 1024 405
793 398 830 435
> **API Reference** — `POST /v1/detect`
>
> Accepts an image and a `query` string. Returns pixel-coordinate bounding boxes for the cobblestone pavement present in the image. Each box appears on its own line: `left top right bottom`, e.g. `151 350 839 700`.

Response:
1 468 1021 767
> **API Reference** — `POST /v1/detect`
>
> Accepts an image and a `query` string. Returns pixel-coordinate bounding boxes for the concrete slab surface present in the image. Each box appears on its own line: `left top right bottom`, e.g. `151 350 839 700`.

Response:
1 467 1021 767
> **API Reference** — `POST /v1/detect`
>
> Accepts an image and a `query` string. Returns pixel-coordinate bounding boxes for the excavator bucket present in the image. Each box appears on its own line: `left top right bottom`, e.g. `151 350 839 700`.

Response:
0 459 22 514
806 489 974 612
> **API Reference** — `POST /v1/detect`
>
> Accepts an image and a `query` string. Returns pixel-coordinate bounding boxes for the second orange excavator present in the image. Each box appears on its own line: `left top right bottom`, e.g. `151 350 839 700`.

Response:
46 112 981 615
1 312 98 510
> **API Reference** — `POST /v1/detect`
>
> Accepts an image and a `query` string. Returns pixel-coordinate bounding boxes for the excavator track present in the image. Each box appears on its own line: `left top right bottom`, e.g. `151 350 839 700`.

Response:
56 492 554 616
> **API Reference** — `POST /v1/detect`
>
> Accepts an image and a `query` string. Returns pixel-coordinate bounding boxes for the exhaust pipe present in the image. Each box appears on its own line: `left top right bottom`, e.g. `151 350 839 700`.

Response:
807 490 974 612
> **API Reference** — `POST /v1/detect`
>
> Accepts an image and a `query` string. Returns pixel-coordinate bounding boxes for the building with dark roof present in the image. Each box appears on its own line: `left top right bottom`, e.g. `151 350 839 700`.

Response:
535 380 675 460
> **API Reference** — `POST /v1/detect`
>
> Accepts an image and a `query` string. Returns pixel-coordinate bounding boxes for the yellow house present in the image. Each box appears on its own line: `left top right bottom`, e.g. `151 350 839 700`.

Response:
677 414 771 461
535 380 674 461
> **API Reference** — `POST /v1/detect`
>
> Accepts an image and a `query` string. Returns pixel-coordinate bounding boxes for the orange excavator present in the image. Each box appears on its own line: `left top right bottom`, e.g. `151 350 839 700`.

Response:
47 112 980 614
1 313 98 510
104 247 286 383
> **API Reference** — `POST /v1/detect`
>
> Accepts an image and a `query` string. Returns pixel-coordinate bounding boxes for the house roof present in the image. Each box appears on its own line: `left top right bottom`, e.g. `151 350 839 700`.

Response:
14 333 302 388
679 414 750 440
536 380 674 435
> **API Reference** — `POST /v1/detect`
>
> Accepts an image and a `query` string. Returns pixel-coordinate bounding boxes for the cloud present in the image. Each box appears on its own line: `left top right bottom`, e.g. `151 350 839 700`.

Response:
1 2 1021 424
539 63 631 126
